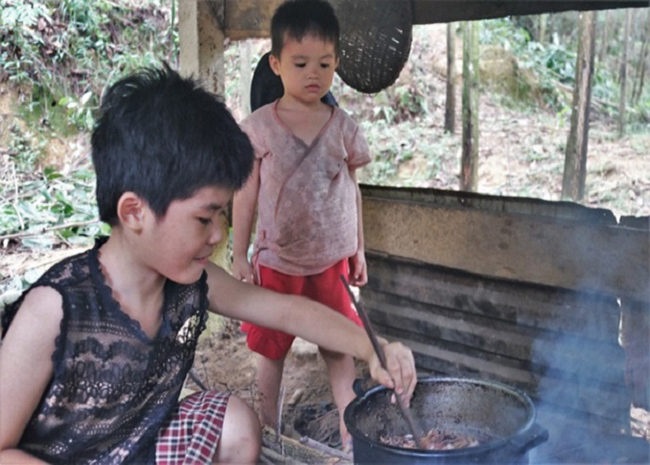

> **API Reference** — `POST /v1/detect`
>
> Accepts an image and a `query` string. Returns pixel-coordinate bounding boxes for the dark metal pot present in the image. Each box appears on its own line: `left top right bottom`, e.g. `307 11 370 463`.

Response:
344 376 549 465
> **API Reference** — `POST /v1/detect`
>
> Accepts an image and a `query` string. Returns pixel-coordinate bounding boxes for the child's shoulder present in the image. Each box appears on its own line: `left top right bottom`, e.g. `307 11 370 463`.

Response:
331 106 362 132
241 102 276 126
40 244 96 284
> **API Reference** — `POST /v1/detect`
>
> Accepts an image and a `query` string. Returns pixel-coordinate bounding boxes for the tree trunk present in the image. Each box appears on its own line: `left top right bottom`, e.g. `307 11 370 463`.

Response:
562 11 596 201
618 9 631 137
445 22 457 133
632 11 649 104
239 40 252 117
598 10 611 63
538 13 548 43
460 21 479 192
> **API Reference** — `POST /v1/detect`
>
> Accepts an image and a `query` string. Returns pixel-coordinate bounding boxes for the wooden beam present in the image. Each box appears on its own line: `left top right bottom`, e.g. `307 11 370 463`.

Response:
411 1 649 25
223 0 281 40
212 0 648 39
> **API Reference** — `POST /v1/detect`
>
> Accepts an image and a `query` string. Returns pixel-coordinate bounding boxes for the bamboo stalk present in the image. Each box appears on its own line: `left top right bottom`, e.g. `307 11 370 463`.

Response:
298 436 352 461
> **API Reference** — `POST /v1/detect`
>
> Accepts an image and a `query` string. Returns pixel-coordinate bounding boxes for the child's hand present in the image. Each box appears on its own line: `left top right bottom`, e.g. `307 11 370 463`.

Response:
348 250 368 286
232 255 255 284
368 341 417 407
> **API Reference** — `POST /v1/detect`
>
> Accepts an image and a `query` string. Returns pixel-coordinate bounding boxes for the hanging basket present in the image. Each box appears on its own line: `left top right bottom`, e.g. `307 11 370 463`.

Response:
331 0 413 94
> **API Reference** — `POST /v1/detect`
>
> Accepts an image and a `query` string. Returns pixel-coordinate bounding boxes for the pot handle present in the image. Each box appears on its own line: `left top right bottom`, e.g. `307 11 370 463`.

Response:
352 377 370 397
508 423 549 454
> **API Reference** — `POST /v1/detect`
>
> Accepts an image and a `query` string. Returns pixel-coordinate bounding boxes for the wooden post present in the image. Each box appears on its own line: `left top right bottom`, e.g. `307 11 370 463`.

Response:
619 215 650 411
460 21 479 192
562 11 596 201
178 0 226 97
631 10 649 104
239 40 253 118
598 10 611 63
178 0 200 77
538 13 548 43
618 8 631 137
444 22 457 134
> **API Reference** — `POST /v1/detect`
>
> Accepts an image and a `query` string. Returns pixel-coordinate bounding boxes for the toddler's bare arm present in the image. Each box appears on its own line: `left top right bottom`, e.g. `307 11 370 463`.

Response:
232 159 261 283
349 169 368 286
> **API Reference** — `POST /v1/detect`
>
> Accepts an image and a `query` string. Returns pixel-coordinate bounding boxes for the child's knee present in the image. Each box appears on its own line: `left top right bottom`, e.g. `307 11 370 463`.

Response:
214 395 261 464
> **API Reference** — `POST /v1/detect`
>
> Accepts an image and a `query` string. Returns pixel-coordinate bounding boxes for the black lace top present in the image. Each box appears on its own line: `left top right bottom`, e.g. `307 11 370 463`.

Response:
2 238 208 464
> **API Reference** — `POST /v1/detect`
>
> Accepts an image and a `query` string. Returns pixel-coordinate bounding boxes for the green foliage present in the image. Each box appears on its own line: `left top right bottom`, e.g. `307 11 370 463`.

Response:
481 18 571 111
0 158 105 249
1 0 177 133
0 0 174 258
481 15 650 127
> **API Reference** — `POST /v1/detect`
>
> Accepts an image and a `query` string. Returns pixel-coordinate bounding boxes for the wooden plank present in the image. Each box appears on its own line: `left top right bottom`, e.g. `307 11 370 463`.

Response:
360 184 617 223
261 426 352 464
363 289 625 381
366 250 622 339
375 323 630 423
362 195 650 301
361 252 631 425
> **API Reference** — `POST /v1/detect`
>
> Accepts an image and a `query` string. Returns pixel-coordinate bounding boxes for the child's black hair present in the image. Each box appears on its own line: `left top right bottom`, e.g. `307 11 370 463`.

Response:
271 0 340 59
91 64 254 225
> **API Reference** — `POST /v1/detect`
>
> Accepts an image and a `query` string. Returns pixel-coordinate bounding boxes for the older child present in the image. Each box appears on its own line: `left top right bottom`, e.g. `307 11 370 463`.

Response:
0 66 416 464
232 0 371 450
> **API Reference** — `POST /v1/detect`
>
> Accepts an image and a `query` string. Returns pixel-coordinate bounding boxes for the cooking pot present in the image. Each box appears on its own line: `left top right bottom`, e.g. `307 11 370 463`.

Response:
344 376 549 464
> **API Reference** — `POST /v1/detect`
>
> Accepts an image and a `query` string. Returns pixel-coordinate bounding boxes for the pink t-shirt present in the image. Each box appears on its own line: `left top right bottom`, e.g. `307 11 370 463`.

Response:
240 101 371 276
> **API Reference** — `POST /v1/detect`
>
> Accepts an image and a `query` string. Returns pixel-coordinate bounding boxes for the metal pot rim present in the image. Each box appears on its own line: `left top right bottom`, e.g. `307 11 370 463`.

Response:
344 375 538 456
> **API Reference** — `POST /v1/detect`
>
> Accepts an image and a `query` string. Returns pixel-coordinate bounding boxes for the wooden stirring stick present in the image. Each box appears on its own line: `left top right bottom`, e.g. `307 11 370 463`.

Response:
340 276 427 449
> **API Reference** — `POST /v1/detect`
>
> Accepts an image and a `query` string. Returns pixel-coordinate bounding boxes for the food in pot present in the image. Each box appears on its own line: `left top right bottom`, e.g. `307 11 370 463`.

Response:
379 428 481 450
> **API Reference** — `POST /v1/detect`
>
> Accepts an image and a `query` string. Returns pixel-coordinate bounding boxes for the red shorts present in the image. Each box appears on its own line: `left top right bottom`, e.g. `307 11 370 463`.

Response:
241 259 362 360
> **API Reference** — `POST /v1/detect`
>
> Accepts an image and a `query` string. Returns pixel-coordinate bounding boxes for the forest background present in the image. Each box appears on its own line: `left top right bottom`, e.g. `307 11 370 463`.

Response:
0 0 649 297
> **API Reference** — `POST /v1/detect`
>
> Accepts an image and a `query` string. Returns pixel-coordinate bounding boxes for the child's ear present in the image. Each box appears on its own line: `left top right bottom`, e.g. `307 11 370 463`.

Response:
117 192 146 232
269 53 281 76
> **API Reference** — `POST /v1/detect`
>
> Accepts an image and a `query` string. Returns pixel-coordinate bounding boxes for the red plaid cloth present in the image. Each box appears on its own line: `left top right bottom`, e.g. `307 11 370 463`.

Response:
156 390 230 464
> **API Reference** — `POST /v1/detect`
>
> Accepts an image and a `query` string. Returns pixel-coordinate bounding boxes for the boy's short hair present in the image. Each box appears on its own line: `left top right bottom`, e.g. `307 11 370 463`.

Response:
91 65 253 225
271 0 340 58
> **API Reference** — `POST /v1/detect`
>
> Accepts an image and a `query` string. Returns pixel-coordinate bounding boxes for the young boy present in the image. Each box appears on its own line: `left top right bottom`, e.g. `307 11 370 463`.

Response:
232 0 372 450
0 65 416 464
